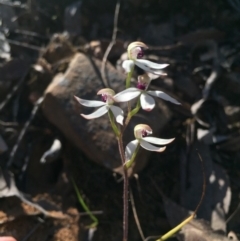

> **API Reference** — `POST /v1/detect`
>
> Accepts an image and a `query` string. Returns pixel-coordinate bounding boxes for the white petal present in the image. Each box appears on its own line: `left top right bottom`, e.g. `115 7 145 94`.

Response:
74 96 105 107
115 87 139 93
147 72 160 80
148 91 180 105
110 105 124 125
125 140 139 161
140 140 166 152
122 60 135 73
114 88 141 102
136 59 169 70
151 70 167 75
140 93 155 111
81 106 108 119
135 63 164 75
142 137 175 145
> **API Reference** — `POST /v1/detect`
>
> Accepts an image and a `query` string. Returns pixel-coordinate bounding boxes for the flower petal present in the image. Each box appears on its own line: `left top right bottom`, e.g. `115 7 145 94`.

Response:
74 96 105 107
125 140 139 161
110 105 124 125
136 59 169 70
148 91 180 105
97 88 115 96
114 88 141 102
122 60 135 73
81 106 108 119
140 140 166 152
147 72 161 80
128 42 148 53
140 93 155 111
151 70 166 75
142 137 175 145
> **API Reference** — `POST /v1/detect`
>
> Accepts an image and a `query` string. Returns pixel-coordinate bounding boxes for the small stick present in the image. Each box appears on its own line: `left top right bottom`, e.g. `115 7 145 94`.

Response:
129 187 145 241
100 0 121 88
2 28 49 40
0 69 29 113
6 38 42 51
7 97 43 168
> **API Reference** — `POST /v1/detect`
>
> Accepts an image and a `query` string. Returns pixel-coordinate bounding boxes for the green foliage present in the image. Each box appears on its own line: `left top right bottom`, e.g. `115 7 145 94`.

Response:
71 178 98 228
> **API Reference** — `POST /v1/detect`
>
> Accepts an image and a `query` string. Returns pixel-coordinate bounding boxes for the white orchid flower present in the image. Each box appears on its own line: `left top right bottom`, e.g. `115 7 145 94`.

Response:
114 74 180 111
74 88 124 125
125 124 174 165
122 41 169 75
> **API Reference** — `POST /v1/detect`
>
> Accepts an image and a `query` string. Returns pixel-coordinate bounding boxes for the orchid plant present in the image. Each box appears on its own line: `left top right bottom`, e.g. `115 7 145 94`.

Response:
74 41 180 241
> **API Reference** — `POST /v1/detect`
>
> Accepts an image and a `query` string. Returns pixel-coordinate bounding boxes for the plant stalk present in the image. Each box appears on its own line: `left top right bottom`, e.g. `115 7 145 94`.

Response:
118 133 129 241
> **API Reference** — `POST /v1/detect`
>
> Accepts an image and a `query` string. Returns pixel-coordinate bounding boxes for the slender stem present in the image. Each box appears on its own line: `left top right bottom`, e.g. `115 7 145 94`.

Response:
123 166 129 241
71 178 98 228
125 142 140 169
120 43 138 241
108 110 120 137
125 97 141 127
158 215 194 241
118 133 125 165
127 101 131 116
118 133 129 241
126 71 132 88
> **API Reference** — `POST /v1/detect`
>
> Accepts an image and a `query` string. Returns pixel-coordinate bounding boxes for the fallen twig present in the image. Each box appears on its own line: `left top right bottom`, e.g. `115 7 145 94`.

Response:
100 0 121 88
6 38 42 51
130 187 145 241
0 69 29 113
7 97 44 168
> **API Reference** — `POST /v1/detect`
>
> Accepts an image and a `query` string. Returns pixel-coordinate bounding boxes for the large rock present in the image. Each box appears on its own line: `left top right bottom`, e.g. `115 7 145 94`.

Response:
42 52 171 174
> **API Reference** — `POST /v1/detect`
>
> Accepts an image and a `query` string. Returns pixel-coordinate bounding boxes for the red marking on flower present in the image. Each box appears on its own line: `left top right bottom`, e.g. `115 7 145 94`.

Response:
137 82 146 90
142 130 148 137
137 49 144 58
101 94 108 102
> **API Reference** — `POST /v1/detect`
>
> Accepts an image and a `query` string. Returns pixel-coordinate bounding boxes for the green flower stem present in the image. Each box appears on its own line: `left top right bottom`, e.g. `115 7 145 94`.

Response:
125 67 134 125
125 98 141 127
108 110 120 137
127 101 132 117
126 68 134 89
157 214 194 241
71 178 99 228
129 98 141 117
125 142 140 169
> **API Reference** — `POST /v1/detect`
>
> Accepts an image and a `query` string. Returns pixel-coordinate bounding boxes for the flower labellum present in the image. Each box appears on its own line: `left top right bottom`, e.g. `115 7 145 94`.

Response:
122 41 169 75
136 74 151 90
74 88 124 125
127 41 148 60
97 88 115 104
134 124 152 139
